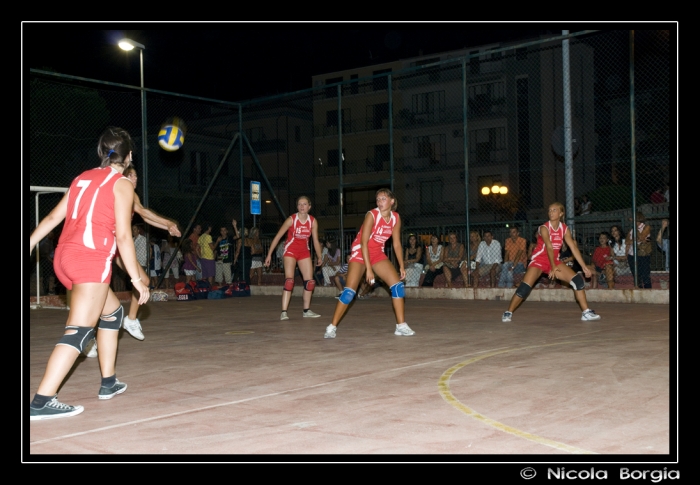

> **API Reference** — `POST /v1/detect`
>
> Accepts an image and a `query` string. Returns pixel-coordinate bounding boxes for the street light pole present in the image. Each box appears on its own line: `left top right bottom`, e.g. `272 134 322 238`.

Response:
119 38 148 208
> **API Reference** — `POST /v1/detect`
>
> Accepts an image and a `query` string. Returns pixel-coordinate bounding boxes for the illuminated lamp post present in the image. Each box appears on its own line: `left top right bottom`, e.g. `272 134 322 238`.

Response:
118 38 148 207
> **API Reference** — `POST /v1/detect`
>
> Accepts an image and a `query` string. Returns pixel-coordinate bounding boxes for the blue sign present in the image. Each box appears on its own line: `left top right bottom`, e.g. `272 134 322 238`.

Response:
250 181 261 215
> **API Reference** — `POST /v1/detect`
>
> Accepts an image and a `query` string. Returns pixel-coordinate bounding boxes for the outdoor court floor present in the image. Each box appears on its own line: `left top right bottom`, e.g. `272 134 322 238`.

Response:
24 294 675 462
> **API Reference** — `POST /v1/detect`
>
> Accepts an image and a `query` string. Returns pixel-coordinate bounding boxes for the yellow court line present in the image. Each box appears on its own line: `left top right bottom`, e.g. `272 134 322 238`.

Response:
438 341 616 455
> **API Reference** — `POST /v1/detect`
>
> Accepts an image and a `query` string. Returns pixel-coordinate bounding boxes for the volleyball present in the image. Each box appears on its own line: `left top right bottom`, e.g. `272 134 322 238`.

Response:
158 118 186 152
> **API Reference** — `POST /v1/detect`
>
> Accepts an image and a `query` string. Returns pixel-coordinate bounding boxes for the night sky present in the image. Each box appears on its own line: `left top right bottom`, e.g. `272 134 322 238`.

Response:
23 22 597 103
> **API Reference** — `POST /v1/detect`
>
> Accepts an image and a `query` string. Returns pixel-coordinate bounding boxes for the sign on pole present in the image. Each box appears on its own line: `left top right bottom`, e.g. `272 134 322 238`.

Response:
250 181 261 215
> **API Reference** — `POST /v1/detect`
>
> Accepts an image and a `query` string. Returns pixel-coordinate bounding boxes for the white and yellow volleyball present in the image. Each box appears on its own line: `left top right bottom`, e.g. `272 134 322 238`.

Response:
158 117 186 152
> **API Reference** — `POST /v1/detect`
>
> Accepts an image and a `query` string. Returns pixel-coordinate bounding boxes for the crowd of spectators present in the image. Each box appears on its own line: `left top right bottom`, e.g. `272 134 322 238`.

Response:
402 218 670 290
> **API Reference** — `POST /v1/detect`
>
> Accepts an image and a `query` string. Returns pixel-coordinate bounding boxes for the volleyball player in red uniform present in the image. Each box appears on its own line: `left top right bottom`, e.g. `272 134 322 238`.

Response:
83 165 180 357
264 196 324 321
29 127 149 420
502 202 601 323
324 188 414 339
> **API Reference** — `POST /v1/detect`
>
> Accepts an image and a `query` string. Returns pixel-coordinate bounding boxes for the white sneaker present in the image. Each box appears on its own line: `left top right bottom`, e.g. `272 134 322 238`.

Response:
122 316 145 340
84 338 98 358
581 309 601 321
394 323 415 336
280 311 290 321
502 311 513 323
303 310 321 318
324 324 337 339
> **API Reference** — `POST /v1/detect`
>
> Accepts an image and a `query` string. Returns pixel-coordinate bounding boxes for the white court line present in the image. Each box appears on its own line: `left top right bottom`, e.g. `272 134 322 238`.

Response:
31 334 668 447
29 346 515 446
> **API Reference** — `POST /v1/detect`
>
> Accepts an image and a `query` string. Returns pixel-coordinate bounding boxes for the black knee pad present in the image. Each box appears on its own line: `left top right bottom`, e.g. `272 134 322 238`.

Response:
57 326 95 353
98 305 124 331
570 273 585 291
515 282 532 299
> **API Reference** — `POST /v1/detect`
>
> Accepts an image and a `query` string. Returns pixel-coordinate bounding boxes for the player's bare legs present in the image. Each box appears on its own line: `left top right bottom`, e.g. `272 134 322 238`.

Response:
371 259 404 324
297 257 315 309
281 256 298 311
550 264 592 312
506 266 543 313
331 262 365 326
96 289 122 378
36 282 110 396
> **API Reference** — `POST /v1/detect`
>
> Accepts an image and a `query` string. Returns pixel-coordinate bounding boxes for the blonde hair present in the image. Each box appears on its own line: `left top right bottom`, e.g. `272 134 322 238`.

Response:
550 201 566 215
469 230 482 244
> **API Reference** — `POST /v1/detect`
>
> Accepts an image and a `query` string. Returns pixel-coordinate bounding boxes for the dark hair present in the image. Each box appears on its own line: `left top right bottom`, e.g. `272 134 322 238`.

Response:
610 225 624 246
182 238 194 254
376 188 398 211
599 231 612 245
327 238 338 255
406 234 418 247
98 126 133 168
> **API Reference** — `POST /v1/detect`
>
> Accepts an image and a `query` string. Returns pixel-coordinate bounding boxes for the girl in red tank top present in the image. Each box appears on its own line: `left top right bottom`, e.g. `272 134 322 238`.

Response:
28 126 150 421
323 188 415 339
264 196 323 321
501 202 601 324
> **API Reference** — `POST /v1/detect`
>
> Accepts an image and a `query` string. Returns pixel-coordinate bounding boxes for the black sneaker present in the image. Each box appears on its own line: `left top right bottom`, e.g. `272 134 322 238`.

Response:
30 396 84 421
98 379 128 400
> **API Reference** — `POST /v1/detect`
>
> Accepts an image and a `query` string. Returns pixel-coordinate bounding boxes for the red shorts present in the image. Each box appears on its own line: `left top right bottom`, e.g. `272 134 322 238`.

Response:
528 252 560 275
349 245 388 266
54 243 114 290
283 249 310 262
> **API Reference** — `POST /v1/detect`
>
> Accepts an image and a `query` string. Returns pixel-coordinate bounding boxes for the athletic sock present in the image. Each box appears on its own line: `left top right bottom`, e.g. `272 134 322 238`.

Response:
30 393 53 408
303 309 310 313
101 374 116 388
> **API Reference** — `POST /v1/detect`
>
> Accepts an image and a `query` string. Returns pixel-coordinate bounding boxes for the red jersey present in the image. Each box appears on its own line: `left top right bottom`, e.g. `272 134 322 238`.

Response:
283 213 315 260
54 167 127 288
528 221 568 273
349 208 398 265
59 167 126 252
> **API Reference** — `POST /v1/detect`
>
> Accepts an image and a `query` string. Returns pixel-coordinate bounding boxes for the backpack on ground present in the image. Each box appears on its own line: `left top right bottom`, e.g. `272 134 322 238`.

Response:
191 279 212 300
174 282 195 301
225 281 250 297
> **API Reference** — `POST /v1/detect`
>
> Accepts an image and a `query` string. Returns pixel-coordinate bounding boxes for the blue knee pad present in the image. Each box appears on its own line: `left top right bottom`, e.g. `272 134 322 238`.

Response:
570 273 585 291
339 287 356 304
390 281 405 298
515 282 532 299
57 326 95 353
98 305 124 331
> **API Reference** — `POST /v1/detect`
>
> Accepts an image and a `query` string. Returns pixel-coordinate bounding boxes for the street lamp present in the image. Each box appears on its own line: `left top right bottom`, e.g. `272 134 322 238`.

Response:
481 183 508 195
118 38 148 208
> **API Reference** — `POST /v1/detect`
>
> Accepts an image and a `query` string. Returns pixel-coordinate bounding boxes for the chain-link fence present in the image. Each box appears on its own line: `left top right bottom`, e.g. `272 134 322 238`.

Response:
29 29 671 296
